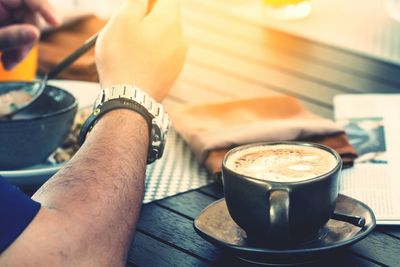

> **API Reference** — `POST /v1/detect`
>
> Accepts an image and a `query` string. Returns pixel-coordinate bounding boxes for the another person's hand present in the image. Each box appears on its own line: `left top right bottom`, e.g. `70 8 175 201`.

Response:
0 0 61 70
95 0 187 101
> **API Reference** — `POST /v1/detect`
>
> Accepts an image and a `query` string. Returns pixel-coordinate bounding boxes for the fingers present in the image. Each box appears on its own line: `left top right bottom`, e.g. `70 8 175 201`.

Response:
0 24 39 51
1 45 30 70
24 0 61 26
0 0 22 9
0 0 61 26
0 3 10 22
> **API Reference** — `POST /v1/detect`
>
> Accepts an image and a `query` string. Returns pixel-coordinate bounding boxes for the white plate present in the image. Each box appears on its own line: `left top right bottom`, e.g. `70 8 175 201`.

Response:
0 80 100 188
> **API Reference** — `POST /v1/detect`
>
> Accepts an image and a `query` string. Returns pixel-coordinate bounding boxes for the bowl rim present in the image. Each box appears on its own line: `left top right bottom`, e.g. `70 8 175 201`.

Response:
0 81 78 122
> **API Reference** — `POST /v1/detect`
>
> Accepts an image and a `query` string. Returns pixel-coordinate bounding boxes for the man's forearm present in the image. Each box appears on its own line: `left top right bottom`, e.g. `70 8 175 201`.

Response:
1 110 149 266
34 109 148 212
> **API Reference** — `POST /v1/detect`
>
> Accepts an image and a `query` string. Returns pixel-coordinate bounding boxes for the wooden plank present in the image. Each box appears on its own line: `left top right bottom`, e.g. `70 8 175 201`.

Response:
315 252 381 267
377 226 400 240
348 231 400 266
136 203 223 264
125 261 138 267
260 27 400 87
198 183 225 199
214 250 380 267
179 62 333 118
187 44 340 107
182 0 400 85
183 23 400 95
154 190 388 266
127 231 209 267
181 62 280 99
139 195 382 266
171 80 236 105
139 199 379 267
157 190 217 219
196 184 400 266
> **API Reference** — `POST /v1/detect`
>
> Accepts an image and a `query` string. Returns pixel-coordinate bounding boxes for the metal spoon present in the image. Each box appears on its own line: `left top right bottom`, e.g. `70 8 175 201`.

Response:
332 212 366 228
0 32 99 118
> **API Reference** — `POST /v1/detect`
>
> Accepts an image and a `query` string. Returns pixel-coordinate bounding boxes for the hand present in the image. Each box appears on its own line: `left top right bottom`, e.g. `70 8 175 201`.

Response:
95 0 187 101
0 0 61 70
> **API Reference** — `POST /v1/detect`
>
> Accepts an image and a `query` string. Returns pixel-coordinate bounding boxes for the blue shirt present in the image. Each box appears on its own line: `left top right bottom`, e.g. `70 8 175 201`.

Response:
0 176 40 253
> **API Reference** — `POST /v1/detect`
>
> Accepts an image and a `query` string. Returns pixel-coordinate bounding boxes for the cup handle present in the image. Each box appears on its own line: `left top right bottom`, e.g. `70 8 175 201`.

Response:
268 189 290 242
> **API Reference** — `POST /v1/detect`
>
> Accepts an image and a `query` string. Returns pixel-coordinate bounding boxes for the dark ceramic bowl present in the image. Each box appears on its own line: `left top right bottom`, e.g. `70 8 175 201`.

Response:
0 82 78 169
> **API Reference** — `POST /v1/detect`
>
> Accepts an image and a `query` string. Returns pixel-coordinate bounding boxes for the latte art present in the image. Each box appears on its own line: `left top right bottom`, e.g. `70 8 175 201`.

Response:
225 144 337 182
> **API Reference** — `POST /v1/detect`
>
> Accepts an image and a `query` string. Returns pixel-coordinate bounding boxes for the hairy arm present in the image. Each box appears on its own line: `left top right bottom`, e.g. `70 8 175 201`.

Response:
0 0 186 265
1 110 148 266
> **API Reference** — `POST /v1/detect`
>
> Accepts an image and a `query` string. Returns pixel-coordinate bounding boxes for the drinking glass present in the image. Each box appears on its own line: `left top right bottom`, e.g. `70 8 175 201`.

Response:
0 46 38 81
261 0 312 20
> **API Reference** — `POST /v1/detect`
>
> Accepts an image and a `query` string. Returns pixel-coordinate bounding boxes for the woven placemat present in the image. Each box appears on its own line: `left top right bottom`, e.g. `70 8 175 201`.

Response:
143 128 212 203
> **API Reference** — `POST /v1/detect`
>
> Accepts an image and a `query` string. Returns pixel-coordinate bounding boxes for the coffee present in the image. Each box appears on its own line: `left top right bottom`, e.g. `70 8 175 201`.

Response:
225 144 337 182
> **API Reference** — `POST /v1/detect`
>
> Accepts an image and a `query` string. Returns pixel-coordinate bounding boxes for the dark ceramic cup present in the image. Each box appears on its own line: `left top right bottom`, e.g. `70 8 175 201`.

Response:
222 142 342 246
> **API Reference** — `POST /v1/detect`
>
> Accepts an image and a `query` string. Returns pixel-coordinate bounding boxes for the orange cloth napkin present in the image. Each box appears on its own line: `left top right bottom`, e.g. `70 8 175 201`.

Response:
38 15 105 82
170 96 357 177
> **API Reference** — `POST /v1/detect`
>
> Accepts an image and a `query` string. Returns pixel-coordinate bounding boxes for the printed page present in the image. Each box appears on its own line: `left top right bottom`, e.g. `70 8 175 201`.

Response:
340 165 400 223
334 94 400 224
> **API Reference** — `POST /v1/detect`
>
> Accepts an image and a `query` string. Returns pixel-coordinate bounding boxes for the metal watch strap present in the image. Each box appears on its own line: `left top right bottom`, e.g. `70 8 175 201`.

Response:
79 85 169 164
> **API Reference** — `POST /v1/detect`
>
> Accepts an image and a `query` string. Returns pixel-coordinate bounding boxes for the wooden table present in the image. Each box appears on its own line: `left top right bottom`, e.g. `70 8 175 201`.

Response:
125 0 400 266
128 183 400 266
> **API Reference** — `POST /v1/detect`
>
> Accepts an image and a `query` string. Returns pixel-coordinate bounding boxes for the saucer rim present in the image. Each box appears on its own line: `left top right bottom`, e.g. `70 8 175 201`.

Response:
194 194 376 256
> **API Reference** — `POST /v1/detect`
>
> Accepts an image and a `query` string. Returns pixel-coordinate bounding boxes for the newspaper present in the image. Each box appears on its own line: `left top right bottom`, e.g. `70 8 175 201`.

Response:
334 94 400 225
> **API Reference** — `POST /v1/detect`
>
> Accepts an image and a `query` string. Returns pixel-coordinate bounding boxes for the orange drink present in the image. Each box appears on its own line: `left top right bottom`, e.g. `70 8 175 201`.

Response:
0 46 38 81
261 0 312 20
262 0 306 7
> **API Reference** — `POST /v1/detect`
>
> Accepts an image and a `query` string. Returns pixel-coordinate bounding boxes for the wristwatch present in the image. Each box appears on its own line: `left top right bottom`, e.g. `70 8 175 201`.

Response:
79 84 169 164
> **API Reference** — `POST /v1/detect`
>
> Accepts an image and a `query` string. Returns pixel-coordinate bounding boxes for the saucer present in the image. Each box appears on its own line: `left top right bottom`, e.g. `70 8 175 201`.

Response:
194 194 376 265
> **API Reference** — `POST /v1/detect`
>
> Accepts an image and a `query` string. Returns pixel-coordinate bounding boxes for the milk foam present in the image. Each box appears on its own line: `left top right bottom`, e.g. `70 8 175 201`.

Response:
225 144 337 182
